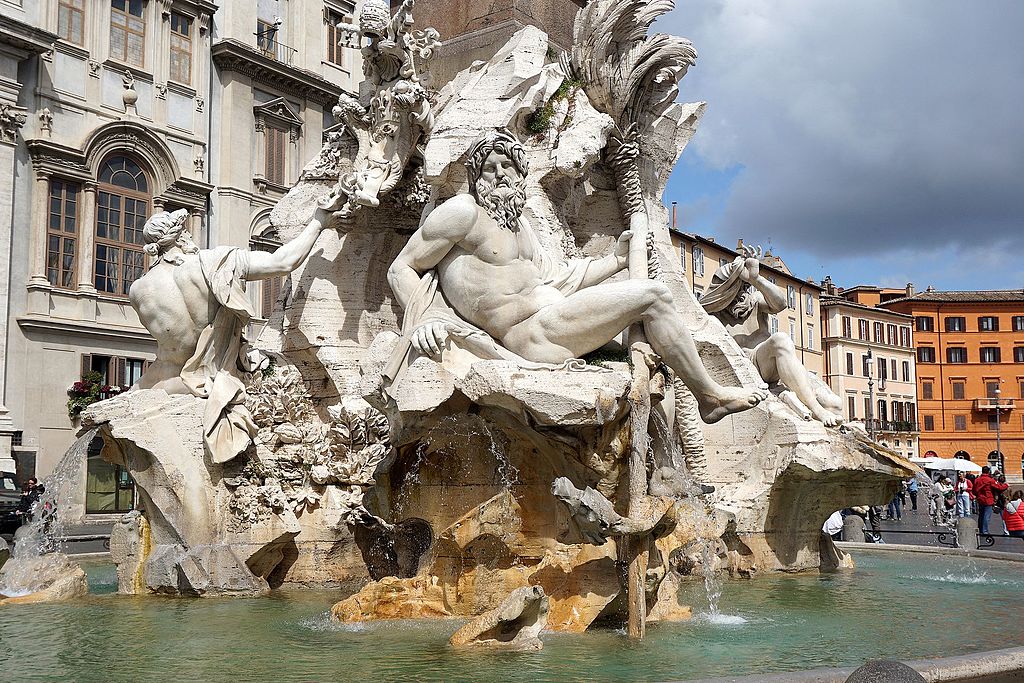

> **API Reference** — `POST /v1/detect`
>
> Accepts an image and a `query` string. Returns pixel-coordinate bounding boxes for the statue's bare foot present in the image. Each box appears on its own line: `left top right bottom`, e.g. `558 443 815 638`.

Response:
812 408 844 428
699 386 768 424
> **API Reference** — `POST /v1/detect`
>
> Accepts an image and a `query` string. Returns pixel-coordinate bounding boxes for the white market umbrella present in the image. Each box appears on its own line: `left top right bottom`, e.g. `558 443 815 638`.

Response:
911 457 982 473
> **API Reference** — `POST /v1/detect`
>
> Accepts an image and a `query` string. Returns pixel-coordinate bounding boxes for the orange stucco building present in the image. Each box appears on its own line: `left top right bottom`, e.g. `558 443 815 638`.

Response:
880 289 1024 482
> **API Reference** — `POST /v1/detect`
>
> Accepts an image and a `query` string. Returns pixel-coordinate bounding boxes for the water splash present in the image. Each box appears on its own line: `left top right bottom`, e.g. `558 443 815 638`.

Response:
0 429 94 597
393 442 427 517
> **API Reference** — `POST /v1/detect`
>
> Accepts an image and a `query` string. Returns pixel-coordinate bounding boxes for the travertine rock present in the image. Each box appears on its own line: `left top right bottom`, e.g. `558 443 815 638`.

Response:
449 585 549 650
109 510 149 594
331 575 452 621
0 554 88 604
0 537 8 571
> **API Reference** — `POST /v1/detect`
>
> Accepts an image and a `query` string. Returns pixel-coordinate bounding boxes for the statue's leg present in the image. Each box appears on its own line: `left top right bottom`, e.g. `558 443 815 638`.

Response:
502 280 767 423
754 333 842 427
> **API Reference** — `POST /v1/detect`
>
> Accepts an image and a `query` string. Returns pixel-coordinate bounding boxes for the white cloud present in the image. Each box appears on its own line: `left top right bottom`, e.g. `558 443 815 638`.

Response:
657 1 1024 264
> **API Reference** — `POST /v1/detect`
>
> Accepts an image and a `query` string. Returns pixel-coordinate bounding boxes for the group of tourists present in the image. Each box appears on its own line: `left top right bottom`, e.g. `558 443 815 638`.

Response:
921 466 1023 536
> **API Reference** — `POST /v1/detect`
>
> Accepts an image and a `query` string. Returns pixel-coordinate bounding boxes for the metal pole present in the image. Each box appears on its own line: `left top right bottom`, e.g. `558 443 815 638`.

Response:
867 350 875 440
995 388 1002 473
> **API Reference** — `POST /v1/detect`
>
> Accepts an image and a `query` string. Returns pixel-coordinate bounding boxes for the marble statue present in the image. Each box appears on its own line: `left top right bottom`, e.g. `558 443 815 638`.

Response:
700 246 844 426
386 129 767 424
129 207 331 464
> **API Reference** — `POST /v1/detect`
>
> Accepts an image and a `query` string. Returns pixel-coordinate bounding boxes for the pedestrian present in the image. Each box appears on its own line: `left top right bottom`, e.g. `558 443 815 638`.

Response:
907 477 919 511
1001 491 1024 538
887 492 902 521
822 510 844 540
15 477 39 525
973 466 1009 535
954 471 973 518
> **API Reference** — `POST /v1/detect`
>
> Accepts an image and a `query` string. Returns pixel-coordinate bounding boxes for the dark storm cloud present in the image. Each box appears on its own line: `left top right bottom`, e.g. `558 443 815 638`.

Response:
658 1 1024 258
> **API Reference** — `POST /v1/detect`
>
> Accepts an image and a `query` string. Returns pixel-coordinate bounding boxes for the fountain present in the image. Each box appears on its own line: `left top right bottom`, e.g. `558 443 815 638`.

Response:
9 2 1019 681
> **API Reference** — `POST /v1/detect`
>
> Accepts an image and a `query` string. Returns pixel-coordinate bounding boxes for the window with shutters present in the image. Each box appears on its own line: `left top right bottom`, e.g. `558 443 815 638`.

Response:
922 381 933 400
945 316 965 332
918 347 935 363
679 244 686 273
805 293 813 316
787 285 796 309
326 8 349 67
862 355 870 377
847 396 856 420
946 347 967 364
887 324 897 346
47 179 79 289
170 11 193 84
692 246 704 277
873 322 884 343
923 415 934 431
58 0 86 45
900 326 911 347
979 316 999 332
806 324 814 349
95 156 149 297
986 382 1001 399
1014 316 1024 332
1015 347 1024 363
841 316 851 338
265 122 288 185
916 316 934 332
980 347 1001 363
952 381 965 400
858 319 869 340
954 415 967 431
890 358 897 380
110 0 146 67
846 353 854 375
902 361 910 382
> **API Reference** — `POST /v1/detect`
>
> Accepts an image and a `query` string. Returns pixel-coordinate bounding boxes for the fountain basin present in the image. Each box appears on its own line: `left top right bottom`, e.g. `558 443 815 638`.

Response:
3 549 1024 681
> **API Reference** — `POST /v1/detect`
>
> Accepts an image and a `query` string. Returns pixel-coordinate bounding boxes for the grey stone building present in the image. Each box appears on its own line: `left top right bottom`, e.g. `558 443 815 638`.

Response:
0 0 358 521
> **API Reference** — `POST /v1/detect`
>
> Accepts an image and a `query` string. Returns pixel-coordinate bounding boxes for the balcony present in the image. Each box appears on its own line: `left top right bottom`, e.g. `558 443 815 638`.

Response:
973 397 1015 412
256 34 296 66
867 420 919 433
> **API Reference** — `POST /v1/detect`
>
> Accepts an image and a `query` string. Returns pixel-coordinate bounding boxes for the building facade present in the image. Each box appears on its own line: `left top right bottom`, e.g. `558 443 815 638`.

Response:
0 0 360 518
669 230 825 378
819 281 918 461
880 289 1024 482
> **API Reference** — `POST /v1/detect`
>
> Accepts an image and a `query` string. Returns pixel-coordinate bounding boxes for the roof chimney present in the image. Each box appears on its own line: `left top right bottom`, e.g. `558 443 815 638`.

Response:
906 282 914 297
926 285 935 292
736 238 744 251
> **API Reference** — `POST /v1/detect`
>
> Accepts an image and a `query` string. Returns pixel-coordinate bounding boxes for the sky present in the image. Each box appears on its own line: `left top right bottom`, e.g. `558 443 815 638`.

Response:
654 1 1024 291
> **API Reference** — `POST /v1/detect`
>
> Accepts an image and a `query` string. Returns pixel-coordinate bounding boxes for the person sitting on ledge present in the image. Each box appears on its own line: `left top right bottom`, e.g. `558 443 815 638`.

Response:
129 207 332 463
385 129 767 423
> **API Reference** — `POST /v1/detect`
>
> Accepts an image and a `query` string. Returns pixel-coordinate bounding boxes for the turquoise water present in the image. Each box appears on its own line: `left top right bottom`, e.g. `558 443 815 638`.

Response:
1 550 1021 682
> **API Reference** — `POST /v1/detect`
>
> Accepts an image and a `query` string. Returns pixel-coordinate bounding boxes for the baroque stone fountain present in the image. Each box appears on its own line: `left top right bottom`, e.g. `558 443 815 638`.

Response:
2 0 913 644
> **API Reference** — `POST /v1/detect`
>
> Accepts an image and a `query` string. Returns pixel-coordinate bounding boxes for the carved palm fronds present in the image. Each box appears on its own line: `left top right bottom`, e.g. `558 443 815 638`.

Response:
565 0 697 130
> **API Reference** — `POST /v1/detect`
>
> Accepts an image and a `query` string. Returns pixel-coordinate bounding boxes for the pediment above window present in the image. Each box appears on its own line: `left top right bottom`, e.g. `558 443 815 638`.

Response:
254 97 303 131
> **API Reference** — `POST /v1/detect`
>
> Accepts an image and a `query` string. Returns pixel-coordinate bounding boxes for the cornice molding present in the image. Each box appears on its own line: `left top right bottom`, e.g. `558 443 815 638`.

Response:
212 39 345 107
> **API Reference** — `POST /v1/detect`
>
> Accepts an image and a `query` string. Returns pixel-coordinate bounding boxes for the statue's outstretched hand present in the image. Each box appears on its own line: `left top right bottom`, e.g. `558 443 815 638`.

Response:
738 244 763 283
412 321 450 359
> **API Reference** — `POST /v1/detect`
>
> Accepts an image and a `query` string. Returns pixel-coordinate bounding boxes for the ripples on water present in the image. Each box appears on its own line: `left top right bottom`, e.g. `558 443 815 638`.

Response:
2 550 1022 682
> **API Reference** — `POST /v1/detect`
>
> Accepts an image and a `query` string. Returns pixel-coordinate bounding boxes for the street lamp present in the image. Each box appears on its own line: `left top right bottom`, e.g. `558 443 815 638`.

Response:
995 387 1003 473
866 350 875 440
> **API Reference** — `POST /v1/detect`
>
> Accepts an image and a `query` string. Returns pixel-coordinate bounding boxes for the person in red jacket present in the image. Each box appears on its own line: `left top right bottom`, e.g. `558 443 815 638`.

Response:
1001 490 1024 538
974 466 1009 534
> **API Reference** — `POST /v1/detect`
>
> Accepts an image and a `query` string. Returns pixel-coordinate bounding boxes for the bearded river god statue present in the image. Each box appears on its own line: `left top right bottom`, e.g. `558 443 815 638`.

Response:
384 129 767 423
700 246 845 427
129 207 332 464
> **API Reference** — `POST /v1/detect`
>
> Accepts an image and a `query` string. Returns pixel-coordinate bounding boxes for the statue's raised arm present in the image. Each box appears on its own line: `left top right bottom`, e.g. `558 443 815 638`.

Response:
128 207 331 463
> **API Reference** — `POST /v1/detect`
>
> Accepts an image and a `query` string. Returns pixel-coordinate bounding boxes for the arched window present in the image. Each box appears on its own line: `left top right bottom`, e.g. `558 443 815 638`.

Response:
95 156 150 296
954 450 971 461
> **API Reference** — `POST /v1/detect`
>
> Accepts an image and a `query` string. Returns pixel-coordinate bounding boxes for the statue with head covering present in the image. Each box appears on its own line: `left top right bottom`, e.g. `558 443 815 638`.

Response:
128 207 332 464
700 245 844 426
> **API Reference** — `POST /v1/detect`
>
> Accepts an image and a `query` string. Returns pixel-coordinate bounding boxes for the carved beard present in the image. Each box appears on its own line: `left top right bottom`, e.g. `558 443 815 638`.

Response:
728 285 756 320
475 175 526 232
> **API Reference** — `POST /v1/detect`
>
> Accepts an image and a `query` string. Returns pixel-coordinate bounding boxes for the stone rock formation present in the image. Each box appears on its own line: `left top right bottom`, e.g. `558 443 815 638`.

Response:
0 553 88 605
0 537 8 571
449 585 549 650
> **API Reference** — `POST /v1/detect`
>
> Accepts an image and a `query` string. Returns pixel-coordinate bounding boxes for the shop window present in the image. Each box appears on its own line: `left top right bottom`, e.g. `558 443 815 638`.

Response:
85 435 135 513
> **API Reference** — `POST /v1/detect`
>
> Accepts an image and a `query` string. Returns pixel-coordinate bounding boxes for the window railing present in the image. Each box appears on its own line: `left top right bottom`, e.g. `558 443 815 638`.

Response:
867 420 919 433
973 397 1015 411
255 32 296 65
